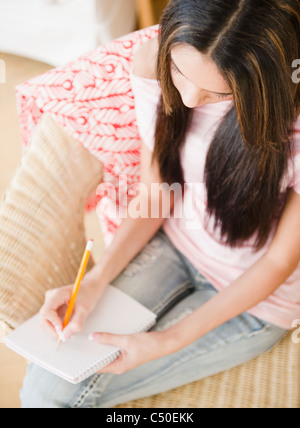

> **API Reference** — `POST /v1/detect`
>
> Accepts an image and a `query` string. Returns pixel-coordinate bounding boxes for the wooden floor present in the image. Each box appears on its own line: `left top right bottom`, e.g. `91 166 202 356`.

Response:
0 53 105 408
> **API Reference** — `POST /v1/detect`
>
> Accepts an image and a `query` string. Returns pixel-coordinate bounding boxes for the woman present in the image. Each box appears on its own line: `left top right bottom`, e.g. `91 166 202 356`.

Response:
21 0 300 408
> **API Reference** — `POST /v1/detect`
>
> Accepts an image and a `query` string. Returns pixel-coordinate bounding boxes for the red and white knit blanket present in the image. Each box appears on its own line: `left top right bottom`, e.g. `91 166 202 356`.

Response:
16 26 159 247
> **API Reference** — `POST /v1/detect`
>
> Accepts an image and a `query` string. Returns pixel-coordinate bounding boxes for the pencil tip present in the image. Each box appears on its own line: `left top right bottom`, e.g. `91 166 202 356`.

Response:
56 338 62 351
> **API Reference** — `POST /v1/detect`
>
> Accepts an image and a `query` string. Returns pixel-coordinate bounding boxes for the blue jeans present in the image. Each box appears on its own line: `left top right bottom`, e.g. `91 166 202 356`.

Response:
20 228 287 408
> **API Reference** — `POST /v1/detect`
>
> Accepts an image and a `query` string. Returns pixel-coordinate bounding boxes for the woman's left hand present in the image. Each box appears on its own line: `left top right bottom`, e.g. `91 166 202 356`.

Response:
89 331 171 375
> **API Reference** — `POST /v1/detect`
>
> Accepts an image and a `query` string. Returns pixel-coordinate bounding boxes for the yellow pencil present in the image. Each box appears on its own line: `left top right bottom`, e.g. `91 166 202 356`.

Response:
56 239 94 351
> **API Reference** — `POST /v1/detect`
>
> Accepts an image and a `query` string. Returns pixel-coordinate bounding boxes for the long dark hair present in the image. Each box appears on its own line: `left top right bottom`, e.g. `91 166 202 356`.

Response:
153 0 300 249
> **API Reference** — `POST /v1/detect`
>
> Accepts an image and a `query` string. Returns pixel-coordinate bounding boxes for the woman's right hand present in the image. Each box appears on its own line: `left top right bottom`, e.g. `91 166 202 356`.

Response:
39 278 104 341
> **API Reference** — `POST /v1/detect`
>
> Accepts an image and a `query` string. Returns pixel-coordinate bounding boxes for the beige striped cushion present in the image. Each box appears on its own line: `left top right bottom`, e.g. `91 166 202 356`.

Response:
0 114 103 338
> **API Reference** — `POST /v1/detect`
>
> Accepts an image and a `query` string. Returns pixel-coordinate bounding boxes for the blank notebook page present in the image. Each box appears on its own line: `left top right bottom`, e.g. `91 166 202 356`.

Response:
4 286 157 384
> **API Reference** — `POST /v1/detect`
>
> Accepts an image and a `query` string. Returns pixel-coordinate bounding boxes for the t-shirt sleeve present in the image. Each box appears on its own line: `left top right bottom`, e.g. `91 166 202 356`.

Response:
288 116 300 195
130 71 162 152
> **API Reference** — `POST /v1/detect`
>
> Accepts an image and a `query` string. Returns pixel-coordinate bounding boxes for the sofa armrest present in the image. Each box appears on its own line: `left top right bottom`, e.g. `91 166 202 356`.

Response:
0 114 103 339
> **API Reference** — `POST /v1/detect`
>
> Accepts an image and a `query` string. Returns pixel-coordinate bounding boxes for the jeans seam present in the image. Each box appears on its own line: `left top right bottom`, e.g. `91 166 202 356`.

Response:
71 373 116 408
150 280 194 315
71 374 102 408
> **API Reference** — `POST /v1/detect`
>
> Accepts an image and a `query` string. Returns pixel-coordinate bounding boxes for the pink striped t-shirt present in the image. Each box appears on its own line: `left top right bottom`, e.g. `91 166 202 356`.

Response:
130 70 300 330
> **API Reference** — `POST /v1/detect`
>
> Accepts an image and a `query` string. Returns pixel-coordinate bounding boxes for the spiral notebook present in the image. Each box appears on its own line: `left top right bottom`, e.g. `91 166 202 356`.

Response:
4 285 157 384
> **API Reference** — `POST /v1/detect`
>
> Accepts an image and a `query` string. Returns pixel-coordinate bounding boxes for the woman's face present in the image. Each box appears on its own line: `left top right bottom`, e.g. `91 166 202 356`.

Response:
170 44 234 108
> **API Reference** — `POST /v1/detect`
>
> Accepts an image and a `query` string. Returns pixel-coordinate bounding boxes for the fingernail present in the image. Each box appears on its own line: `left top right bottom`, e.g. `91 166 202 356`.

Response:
58 331 66 342
55 326 62 336
88 333 94 341
55 326 67 342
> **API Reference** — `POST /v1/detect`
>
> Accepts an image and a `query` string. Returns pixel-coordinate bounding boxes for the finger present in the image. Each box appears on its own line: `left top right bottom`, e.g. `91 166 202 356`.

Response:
63 307 89 340
39 307 63 335
39 317 58 339
44 287 71 309
39 287 72 334
90 332 127 348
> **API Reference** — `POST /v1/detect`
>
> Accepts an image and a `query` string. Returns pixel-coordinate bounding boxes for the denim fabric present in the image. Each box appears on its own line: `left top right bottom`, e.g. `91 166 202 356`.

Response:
20 228 287 408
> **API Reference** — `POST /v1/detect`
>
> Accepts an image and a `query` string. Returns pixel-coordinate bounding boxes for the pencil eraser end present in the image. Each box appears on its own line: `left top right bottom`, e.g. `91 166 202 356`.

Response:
86 240 94 251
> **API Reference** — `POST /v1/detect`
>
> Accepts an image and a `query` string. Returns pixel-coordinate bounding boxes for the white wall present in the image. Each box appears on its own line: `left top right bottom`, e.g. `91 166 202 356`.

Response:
0 0 137 66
